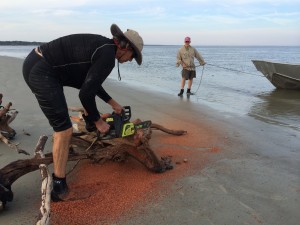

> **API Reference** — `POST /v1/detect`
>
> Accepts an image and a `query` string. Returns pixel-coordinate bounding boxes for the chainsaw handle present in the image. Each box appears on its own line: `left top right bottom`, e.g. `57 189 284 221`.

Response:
123 106 131 121
111 106 131 122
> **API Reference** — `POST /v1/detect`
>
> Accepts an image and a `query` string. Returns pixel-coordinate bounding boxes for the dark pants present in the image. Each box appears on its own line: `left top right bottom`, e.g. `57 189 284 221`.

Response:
22 49 72 132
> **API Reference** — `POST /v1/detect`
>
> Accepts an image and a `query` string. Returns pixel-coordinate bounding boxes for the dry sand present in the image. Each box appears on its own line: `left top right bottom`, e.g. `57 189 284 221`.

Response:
0 56 299 225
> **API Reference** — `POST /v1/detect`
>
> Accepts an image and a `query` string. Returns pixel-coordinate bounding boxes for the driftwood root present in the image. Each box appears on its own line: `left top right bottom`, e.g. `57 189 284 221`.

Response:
0 93 18 139
0 108 187 215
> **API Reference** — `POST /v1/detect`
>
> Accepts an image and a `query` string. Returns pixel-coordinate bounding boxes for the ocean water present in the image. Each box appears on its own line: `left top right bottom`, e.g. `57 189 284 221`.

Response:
1 45 300 130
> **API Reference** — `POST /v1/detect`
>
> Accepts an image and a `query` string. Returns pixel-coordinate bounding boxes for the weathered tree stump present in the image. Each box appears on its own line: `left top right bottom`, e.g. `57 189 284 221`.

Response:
0 108 187 216
0 93 17 139
0 93 26 154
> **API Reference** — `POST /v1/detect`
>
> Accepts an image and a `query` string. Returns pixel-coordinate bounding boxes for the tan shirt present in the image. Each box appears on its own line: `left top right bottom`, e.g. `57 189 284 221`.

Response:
176 46 205 71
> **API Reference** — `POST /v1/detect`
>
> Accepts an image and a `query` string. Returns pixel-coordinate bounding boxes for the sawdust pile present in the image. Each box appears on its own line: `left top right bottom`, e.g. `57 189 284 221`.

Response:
51 125 223 225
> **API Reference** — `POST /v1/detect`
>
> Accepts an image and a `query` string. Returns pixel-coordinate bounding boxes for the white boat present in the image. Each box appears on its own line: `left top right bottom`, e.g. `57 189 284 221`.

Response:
252 60 300 90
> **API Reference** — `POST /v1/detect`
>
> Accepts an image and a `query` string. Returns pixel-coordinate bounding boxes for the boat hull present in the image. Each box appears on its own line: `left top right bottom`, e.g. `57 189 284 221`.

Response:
252 60 300 90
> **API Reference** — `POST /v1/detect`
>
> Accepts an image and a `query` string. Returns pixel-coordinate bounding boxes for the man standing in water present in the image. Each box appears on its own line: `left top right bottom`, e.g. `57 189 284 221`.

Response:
22 24 143 201
176 36 206 96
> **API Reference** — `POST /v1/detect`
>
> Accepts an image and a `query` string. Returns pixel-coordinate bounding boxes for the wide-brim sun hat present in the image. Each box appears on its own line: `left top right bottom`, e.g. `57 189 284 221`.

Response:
111 24 143 65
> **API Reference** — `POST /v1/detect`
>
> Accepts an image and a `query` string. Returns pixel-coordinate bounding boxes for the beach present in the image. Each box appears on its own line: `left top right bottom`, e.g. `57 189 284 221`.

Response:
0 55 299 224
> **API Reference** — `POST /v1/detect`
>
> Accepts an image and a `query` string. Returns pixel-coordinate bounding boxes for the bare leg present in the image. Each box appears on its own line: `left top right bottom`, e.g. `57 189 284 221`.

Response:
52 127 73 178
180 78 186 89
187 78 193 89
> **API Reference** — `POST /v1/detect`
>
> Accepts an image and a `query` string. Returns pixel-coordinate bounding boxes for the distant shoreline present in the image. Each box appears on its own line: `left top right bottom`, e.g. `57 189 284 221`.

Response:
0 41 299 47
0 41 44 46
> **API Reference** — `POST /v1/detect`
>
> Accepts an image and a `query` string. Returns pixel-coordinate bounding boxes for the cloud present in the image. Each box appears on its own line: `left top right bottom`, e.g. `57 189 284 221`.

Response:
0 0 152 10
0 0 299 45
31 9 80 17
188 0 299 4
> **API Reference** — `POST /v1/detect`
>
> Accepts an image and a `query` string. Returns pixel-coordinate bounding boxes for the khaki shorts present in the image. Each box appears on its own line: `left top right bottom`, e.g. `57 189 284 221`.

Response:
181 69 196 80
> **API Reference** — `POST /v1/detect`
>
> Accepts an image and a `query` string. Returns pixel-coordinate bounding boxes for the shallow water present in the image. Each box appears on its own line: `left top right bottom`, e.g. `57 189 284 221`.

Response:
1 45 300 130
110 45 300 130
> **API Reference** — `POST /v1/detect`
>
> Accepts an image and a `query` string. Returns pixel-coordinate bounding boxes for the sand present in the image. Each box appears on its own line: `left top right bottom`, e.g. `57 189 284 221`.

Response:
0 55 299 225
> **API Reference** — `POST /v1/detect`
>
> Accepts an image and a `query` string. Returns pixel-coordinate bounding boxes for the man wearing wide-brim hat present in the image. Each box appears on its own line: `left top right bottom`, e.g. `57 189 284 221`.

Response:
22 23 143 201
111 24 143 65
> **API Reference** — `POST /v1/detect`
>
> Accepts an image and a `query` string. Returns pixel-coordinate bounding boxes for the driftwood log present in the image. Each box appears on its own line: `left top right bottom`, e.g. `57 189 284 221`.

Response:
0 107 187 218
0 93 17 139
0 93 27 154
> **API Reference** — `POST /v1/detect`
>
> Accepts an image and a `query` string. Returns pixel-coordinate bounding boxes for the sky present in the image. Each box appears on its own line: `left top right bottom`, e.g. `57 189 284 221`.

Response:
0 0 299 46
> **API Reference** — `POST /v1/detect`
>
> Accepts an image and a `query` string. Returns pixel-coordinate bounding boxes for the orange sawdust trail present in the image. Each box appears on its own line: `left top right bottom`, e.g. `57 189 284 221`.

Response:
51 124 223 225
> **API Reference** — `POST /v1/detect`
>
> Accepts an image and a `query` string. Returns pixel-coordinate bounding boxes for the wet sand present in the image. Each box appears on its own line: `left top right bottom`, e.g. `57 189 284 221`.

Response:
0 56 299 225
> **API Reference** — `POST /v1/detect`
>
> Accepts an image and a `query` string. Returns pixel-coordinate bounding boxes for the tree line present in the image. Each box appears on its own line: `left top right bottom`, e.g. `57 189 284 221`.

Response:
0 41 45 46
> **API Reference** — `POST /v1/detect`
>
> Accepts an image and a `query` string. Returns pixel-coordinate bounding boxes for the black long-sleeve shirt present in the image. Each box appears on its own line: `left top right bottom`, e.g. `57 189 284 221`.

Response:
40 34 117 122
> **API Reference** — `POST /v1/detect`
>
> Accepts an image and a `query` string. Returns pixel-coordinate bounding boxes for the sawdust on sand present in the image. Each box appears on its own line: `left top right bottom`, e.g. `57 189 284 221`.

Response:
50 122 223 225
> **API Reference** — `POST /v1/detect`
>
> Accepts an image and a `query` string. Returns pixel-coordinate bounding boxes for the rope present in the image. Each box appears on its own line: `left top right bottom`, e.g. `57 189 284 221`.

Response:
194 65 205 94
205 63 263 77
191 62 263 95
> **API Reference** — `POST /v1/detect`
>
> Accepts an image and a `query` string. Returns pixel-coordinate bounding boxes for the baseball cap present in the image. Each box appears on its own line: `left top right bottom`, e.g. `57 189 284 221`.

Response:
184 37 191 42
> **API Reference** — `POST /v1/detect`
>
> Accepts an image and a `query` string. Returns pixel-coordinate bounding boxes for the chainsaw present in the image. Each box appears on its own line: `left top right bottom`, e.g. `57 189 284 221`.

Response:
82 106 151 140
